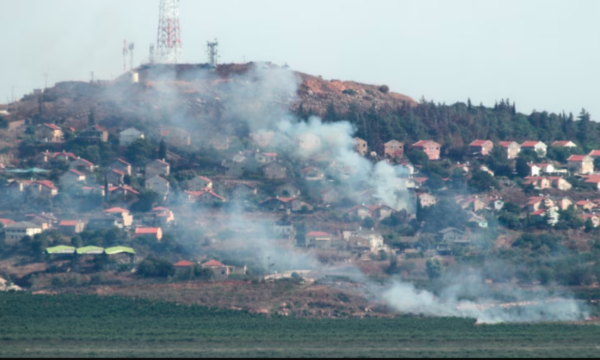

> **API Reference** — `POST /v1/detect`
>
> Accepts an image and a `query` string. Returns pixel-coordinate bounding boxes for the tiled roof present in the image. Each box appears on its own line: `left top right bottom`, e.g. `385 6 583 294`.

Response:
203 260 225 267
589 150 600 157
112 169 126 176
69 169 85 176
521 141 543 147
104 207 129 213
0 219 16 226
307 231 331 237
59 220 80 227
552 141 575 147
527 197 546 205
36 180 57 190
413 140 438 147
74 158 94 166
531 209 546 216
586 176 600 184
567 155 589 162
152 207 169 212
44 123 61 131
499 141 518 148
262 153 278 157
469 140 491 147
135 227 161 235
185 190 226 201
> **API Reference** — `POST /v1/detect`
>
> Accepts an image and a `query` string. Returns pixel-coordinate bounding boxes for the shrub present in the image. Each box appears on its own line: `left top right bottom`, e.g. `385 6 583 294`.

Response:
137 258 175 278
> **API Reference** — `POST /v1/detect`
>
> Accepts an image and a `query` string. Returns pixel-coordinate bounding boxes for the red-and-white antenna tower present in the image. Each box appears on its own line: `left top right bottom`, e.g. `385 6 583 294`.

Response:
156 0 182 63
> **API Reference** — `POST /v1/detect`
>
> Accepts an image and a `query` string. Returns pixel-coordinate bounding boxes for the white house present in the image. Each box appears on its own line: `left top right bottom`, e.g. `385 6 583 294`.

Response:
145 176 170 197
5 222 43 244
59 169 86 188
119 128 145 146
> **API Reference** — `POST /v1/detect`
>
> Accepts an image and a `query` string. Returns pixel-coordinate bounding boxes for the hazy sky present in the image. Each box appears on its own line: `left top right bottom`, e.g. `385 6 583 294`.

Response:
1 0 599 118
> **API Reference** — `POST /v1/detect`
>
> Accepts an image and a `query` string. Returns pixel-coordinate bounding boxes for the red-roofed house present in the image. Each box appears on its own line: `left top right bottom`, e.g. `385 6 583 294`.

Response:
58 220 85 236
346 205 372 220
135 227 163 241
104 207 133 227
412 140 441 160
499 141 521 159
69 158 96 172
584 176 600 191
0 219 16 228
580 214 600 228
80 124 109 142
109 159 132 176
469 140 494 156
259 197 313 212
384 140 404 159
52 151 78 163
576 200 596 211
521 141 547 157
174 260 194 268
304 231 333 249
27 181 58 197
108 185 139 201
145 159 170 178
548 177 572 191
60 169 86 188
36 123 64 143
185 189 226 203
588 150 600 158
551 141 577 148
106 169 126 186
256 152 278 165
524 177 551 190
187 176 213 191
202 260 234 280
526 197 547 212
567 155 594 175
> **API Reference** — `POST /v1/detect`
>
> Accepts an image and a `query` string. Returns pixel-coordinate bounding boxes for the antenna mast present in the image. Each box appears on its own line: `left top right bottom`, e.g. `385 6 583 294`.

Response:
156 0 183 63
207 39 219 67
129 43 135 70
122 40 129 71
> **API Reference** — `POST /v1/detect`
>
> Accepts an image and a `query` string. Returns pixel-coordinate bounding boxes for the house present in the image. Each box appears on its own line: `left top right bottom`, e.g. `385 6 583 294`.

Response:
58 220 85 236
437 228 465 244
412 140 441 160
262 162 287 180
555 197 573 211
145 159 170 178
0 219 16 229
222 154 247 177
348 229 385 253
69 158 95 173
59 169 86 188
145 176 170 197
202 260 235 281
273 219 295 238
527 164 541 177
260 197 313 212
25 213 57 230
27 180 59 197
187 176 213 191
255 152 278 165
567 155 594 175
384 140 404 159
304 231 333 249
109 159 132 176
576 200 596 211
34 150 54 167
144 207 175 227
119 128 145 146
185 189 226 203
588 150 600 159
276 183 301 198
354 138 368 156
551 141 577 149
52 151 78 164
417 193 437 207
104 207 134 227
469 140 494 156
548 177 572 191
524 177 551 190
369 205 396 221
526 197 549 212
492 198 505 211
106 169 126 186
301 167 325 181
228 182 258 198
499 141 521 160
135 227 163 241
4 222 42 244
347 205 372 220
79 124 109 142
36 123 63 143
108 185 139 200
521 141 547 157
580 214 600 228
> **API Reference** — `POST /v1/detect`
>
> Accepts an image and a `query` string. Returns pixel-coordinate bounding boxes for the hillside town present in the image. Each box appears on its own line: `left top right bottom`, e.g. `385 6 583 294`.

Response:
2 112 600 283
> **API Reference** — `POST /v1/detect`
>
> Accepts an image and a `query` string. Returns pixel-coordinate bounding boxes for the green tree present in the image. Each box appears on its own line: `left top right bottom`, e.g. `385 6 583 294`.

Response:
0 116 8 129
426 258 445 280
126 138 155 165
131 189 159 213
425 173 445 191
468 171 499 192
137 258 175 278
158 139 167 160
362 217 375 229
515 158 530 178
407 149 429 166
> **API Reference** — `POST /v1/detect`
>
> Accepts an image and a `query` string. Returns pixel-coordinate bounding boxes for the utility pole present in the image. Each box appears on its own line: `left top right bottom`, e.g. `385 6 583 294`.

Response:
43 73 48 89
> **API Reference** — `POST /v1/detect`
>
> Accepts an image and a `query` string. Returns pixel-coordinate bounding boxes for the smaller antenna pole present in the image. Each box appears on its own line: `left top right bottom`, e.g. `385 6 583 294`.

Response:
149 44 156 64
43 73 48 89
207 39 219 67
123 40 129 72
129 43 135 70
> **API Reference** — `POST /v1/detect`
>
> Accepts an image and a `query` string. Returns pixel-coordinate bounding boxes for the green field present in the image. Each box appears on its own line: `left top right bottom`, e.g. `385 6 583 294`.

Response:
0 293 599 358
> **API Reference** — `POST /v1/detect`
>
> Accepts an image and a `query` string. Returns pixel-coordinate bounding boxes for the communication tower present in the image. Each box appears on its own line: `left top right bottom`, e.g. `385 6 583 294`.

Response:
156 0 183 63
129 43 135 70
207 39 219 67
122 40 129 71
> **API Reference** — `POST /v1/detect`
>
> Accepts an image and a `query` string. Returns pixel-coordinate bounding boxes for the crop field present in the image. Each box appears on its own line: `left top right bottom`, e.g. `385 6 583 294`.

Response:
0 293 599 358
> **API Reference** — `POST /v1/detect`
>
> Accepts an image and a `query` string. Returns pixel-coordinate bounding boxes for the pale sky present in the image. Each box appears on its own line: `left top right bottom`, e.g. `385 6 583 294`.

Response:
1 0 599 118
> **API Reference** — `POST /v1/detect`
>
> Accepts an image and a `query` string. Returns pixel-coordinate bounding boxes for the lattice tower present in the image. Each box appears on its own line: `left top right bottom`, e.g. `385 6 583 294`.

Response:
156 0 182 63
